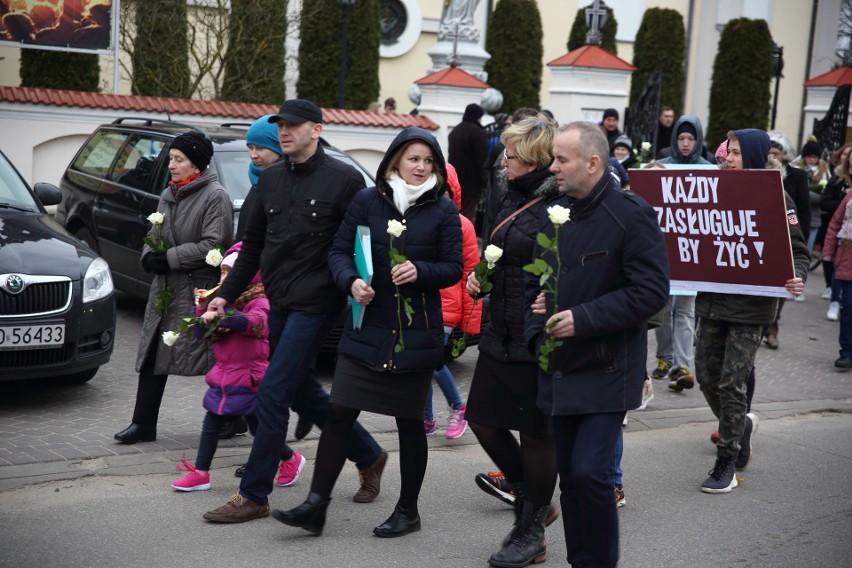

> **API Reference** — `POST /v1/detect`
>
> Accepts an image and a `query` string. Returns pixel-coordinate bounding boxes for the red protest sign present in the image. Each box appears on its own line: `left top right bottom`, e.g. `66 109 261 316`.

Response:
630 168 794 298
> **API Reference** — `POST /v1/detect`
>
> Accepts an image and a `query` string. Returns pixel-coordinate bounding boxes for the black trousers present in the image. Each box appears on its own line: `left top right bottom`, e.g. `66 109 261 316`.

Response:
131 339 168 426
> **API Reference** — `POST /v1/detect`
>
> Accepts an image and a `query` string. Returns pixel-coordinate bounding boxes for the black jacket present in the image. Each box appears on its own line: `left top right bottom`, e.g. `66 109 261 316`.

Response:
219 144 365 313
448 118 488 205
329 128 463 373
783 164 811 241
524 173 670 415
479 167 560 363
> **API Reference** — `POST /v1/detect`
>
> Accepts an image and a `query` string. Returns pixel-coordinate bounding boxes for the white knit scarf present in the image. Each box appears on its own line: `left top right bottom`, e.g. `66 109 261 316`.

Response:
387 171 438 214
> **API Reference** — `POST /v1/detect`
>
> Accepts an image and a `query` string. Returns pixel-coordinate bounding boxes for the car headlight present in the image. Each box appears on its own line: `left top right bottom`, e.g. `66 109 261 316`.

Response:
82 257 114 303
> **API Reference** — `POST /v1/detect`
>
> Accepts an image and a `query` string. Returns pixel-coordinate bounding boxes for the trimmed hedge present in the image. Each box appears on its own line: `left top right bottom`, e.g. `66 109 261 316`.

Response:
484 0 543 113
20 50 100 92
221 0 287 104
567 7 617 55
629 8 685 116
131 0 190 98
297 0 379 110
706 18 774 147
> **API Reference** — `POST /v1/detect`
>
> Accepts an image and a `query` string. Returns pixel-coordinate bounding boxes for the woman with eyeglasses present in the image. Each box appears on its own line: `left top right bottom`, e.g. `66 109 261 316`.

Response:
465 115 562 567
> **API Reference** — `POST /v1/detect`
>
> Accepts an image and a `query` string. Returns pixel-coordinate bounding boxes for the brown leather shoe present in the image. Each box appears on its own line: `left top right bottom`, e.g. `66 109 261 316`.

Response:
353 450 388 503
203 493 270 523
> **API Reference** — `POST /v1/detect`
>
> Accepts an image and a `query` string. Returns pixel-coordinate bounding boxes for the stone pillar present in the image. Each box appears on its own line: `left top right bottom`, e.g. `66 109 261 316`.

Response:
546 45 635 127
413 67 490 152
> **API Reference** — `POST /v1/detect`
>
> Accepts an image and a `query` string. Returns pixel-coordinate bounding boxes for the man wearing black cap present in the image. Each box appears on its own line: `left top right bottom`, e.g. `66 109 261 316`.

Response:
448 102 489 222
203 99 388 523
599 108 622 150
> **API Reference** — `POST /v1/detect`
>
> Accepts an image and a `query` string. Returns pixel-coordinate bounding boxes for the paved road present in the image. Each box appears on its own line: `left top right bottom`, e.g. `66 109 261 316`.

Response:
2 268 852 567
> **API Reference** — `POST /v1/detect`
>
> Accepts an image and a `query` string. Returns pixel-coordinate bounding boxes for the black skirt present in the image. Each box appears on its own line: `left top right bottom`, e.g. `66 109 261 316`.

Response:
329 356 432 420
465 355 552 437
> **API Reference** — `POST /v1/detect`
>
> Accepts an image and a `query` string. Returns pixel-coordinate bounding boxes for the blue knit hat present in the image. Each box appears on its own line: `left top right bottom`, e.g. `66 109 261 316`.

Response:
246 115 283 156
247 115 283 185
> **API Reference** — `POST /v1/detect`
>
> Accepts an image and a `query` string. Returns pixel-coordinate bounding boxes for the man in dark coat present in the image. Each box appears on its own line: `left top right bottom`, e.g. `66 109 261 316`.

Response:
202 99 388 524
599 107 622 150
448 103 488 222
525 122 669 568
655 106 674 156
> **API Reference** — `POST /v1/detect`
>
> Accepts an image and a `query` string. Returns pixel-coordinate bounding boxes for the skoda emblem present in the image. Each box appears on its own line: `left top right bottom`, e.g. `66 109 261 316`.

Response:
5 274 24 294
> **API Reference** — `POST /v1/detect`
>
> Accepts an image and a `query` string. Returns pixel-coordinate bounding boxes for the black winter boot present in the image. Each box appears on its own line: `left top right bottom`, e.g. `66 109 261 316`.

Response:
272 492 330 535
488 500 548 568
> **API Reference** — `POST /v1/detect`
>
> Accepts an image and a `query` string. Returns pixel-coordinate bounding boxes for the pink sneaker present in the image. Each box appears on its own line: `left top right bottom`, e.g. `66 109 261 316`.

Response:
424 420 437 435
171 457 210 492
276 451 306 487
445 404 468 439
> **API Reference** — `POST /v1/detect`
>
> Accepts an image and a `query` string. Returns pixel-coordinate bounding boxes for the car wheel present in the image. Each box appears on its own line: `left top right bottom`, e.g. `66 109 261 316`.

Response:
74 226 98 253
51 368 98 385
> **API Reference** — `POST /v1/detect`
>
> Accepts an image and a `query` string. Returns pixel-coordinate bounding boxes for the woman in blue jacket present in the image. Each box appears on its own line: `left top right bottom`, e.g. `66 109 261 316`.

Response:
274 128 463 538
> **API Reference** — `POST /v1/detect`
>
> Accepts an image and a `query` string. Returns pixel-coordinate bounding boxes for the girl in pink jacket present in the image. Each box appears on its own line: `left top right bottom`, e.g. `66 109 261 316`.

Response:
171 244 304 491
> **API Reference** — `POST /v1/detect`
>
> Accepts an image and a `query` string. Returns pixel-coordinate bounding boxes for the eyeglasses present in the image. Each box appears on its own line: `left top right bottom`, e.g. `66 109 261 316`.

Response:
503 149 517 161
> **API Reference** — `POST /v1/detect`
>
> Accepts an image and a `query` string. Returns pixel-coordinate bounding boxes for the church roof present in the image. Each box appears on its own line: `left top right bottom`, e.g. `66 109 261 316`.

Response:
0 86 439 129
547 45 635 72
804 66 852 87
415 67 490 89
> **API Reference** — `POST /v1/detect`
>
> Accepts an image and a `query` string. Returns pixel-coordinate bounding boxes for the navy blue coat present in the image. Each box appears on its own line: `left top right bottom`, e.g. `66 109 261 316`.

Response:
524 172 669 415
329 128 463 373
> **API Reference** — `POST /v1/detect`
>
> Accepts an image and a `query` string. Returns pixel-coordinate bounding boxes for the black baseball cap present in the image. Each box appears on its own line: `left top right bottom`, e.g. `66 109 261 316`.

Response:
268 99 323 125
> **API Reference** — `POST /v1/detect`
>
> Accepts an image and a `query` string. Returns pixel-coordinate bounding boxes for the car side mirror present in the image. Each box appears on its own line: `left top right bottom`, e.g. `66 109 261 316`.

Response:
34 183 62 206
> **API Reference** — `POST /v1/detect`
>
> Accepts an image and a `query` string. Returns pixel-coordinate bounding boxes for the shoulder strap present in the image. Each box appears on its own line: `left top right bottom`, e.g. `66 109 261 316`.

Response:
489 196 543 241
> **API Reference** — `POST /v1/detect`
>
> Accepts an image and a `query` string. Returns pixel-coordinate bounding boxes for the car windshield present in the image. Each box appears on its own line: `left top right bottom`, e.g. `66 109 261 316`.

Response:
213 149 252 210
0 153 38 212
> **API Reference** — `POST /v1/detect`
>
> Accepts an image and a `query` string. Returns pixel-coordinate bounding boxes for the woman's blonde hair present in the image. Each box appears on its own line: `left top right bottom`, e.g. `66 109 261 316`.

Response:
500 115 557 170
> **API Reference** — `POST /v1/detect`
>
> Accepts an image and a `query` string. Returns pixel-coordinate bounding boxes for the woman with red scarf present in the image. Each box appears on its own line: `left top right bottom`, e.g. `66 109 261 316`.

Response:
115 131 233 444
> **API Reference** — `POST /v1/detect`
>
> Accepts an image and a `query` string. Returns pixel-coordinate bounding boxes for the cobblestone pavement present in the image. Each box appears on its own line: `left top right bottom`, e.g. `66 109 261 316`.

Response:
2 267 851 472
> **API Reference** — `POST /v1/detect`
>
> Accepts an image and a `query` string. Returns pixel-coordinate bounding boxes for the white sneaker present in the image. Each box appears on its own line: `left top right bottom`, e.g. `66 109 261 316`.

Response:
827 301 840 321
636 378 654 411
821 287 832 300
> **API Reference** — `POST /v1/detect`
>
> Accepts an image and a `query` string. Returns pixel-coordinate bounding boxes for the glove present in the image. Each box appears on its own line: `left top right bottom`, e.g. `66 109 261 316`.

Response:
145 252 170 275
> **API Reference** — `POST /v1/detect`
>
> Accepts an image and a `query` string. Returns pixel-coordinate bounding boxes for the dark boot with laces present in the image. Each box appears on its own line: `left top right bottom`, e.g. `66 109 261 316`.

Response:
488 500 548 567
701 456 738 494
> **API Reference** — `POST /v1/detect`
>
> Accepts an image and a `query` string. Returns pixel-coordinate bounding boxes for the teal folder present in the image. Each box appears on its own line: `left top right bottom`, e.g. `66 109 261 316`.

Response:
351 225 373 329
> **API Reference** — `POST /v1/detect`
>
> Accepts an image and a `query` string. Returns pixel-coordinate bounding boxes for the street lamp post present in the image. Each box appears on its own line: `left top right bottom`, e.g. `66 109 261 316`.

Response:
338 0 356 109
771 43 784 130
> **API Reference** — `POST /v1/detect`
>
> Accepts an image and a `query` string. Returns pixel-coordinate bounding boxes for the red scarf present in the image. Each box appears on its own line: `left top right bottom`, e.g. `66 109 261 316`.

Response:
169 173 201 197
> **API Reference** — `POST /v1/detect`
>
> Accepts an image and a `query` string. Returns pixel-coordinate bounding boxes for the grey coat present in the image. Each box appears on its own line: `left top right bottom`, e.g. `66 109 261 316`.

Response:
135 169 234 376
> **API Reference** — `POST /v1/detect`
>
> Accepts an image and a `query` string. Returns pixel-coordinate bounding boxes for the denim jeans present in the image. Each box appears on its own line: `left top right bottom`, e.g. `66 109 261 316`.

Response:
424 332 464 422
608 427 623 489
654 295 696 370
239 309 383 505
552 412 624 568
839 280 852 359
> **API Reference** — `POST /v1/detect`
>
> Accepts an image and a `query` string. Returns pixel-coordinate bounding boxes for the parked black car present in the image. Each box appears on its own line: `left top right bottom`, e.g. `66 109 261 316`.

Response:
54 117 375 299
0 149 115 383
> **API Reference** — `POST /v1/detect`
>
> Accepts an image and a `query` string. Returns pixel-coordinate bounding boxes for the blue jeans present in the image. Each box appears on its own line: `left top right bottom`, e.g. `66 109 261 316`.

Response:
608 427 623 489
239 309 383 505
655 295 696 370
839 281 852 359
424 333 463 422
552 412 624 568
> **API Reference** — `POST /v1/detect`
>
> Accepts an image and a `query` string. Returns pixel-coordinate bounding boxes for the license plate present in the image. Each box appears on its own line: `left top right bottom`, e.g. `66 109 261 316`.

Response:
0 324 65 351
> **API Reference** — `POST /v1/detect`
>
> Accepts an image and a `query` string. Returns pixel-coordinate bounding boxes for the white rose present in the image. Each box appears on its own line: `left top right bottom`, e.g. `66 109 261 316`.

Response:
819 178 828 188
205 248 223 267
484 244 503 269
147 212 165 226
161 330 180 347
387 219 407 238
547 205 571 226
641 141 652 152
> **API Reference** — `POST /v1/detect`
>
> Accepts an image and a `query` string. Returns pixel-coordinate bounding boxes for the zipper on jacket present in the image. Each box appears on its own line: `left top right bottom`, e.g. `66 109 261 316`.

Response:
422 292 429 328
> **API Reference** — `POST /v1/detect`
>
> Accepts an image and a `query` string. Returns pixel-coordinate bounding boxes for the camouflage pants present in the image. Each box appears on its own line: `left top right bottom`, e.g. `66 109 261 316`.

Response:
694 319 762 460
